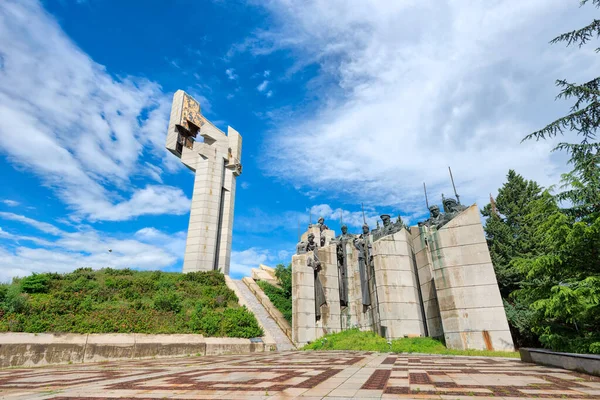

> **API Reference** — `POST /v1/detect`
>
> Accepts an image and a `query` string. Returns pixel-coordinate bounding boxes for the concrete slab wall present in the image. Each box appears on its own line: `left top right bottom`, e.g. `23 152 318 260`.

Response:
292 253 316 346
0 333 270 369
426 205 514 351
372 229 426 339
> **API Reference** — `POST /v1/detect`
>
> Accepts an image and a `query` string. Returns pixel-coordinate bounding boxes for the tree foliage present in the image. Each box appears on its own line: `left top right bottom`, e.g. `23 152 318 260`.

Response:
482 170 544 347
512 193 600 353
523 0 600 219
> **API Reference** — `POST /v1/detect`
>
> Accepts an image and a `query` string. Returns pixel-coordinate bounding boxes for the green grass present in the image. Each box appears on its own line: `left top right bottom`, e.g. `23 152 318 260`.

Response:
0 268 263 338
302 329 520 358
256 280 292 324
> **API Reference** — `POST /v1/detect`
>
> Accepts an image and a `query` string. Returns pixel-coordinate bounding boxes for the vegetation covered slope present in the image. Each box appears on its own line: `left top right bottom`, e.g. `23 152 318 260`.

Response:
256 264 292 324
304 329 519 358
0 268 263 338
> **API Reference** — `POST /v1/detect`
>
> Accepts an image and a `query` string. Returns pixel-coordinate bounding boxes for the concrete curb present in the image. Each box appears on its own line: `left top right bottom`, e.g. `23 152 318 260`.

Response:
242 277 293 343
520 347 600 377
0 333 271 369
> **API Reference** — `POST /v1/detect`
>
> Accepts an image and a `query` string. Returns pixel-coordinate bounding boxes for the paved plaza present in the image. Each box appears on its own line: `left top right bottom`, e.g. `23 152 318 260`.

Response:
1 351 599 399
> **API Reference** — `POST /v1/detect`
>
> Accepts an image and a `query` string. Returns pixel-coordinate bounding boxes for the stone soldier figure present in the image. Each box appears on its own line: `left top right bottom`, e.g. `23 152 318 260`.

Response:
353 224 372 308
426 204 445 229
334 225 354 307
317 217 329 246
306 233 326 320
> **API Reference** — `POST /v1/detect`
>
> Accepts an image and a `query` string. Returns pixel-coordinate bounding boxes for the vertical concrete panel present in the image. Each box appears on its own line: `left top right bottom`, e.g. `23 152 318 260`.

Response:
428 205 514 351
292 254 317 346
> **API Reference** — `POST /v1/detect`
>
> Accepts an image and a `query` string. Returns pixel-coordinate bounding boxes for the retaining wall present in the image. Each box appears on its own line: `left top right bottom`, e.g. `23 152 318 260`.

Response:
0 333 270 369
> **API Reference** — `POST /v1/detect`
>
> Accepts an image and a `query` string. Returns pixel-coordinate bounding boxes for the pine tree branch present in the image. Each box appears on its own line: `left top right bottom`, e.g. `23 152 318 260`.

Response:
523 101 599 142
551 19 600 48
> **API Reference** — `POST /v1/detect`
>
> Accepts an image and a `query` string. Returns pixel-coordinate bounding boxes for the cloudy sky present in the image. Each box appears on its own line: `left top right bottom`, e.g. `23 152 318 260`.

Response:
0 0 597 281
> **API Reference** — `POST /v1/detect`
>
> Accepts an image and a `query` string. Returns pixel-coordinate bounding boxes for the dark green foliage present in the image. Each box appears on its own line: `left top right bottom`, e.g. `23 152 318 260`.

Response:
481 170 543 348
257 280 292 324
0 269 262 338
275 263 292 298
189 305 263 337
20 273 52 294
523 0 600 219
512 194 600 354
152 290 182 313
481 170 543 297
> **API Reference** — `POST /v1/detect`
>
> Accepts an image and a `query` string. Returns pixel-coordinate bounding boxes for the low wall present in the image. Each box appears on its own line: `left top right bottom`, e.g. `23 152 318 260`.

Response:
520 348 600 377
0 333 271 369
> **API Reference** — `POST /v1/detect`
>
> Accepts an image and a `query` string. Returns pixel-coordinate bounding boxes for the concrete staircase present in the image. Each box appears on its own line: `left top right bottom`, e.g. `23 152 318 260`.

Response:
227 278 295 352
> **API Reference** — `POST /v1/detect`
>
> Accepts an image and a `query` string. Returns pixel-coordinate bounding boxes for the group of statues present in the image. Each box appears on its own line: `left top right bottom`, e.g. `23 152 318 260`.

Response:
420 196 467 229
295 196 468 321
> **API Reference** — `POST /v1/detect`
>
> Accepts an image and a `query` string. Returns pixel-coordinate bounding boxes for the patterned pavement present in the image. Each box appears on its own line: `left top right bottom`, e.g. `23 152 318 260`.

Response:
1 351 599 399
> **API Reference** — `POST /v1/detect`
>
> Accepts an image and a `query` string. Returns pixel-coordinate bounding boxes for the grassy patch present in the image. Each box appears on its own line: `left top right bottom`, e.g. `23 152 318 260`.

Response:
0 268 263 338
302 329 520 358
256 280 292 324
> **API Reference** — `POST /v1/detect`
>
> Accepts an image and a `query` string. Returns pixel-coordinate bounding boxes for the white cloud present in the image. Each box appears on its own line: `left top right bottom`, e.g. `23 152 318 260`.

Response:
225 68 238 80
246 0 599 214
0 0 190 221
1 200 19 207
266 90 273 98
240 181 250 189
264 70 271 77
0 212 184 282
230 247 270 278
257 80 269 92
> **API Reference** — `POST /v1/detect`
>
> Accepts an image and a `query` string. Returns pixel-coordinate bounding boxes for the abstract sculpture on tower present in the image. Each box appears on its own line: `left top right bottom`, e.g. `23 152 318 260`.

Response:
165 90 242 275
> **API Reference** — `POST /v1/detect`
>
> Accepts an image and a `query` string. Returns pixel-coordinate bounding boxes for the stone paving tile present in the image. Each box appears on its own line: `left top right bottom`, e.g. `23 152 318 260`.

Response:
1 351 599 399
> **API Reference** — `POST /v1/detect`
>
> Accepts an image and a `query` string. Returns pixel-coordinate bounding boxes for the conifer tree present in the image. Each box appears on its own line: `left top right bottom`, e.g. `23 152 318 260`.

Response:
482 171 543 347
523 0 600 219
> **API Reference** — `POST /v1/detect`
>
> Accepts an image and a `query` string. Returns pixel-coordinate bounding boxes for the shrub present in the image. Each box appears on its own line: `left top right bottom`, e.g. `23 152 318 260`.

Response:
257 281 292 324
221 307 263 338
4 285 28 313
0 269 261 338
21 273 52 294
194 309 222 336
152 290 182 313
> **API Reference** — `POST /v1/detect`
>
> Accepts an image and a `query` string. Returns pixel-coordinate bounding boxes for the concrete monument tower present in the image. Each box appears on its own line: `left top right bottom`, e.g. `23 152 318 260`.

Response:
166 90 242 275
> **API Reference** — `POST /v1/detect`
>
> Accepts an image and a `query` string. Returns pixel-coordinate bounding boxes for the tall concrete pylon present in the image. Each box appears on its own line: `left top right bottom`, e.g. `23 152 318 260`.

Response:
166 90 242 275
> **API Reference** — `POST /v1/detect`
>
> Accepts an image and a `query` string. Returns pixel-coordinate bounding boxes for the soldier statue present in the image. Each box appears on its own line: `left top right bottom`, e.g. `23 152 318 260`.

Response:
306 233 326 320
317 217 329 246
353 224 372 309
334 225 353 307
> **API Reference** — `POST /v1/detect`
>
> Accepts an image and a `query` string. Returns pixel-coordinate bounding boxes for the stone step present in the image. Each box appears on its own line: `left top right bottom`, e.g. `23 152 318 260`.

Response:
231 279 296 352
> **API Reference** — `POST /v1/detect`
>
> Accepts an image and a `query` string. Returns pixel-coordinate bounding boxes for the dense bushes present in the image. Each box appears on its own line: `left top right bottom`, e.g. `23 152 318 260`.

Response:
257 263 292 324
0 269 263 338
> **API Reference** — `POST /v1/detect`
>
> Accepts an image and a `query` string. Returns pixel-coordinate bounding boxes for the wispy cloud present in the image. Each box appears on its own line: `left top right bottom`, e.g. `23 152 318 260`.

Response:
0 212 185 282
225 68 238 80
1 200 19 207
257 80 269 92
241 0 598 213
0 0 190 221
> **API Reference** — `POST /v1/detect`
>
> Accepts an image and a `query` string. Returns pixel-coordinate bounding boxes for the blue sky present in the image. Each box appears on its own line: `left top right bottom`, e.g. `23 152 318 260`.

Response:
0 0 598 281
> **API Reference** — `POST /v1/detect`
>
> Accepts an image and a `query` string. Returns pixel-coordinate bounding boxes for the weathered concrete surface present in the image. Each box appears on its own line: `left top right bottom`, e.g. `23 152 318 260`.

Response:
521 347 600 377
0 333 271 369
1 351 598 399
427 205 514 352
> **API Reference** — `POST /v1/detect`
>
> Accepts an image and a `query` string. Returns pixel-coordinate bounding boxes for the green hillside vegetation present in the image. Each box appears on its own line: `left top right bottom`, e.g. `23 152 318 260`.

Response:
256 264 292 324
304 329 519 358
0 268 263 338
